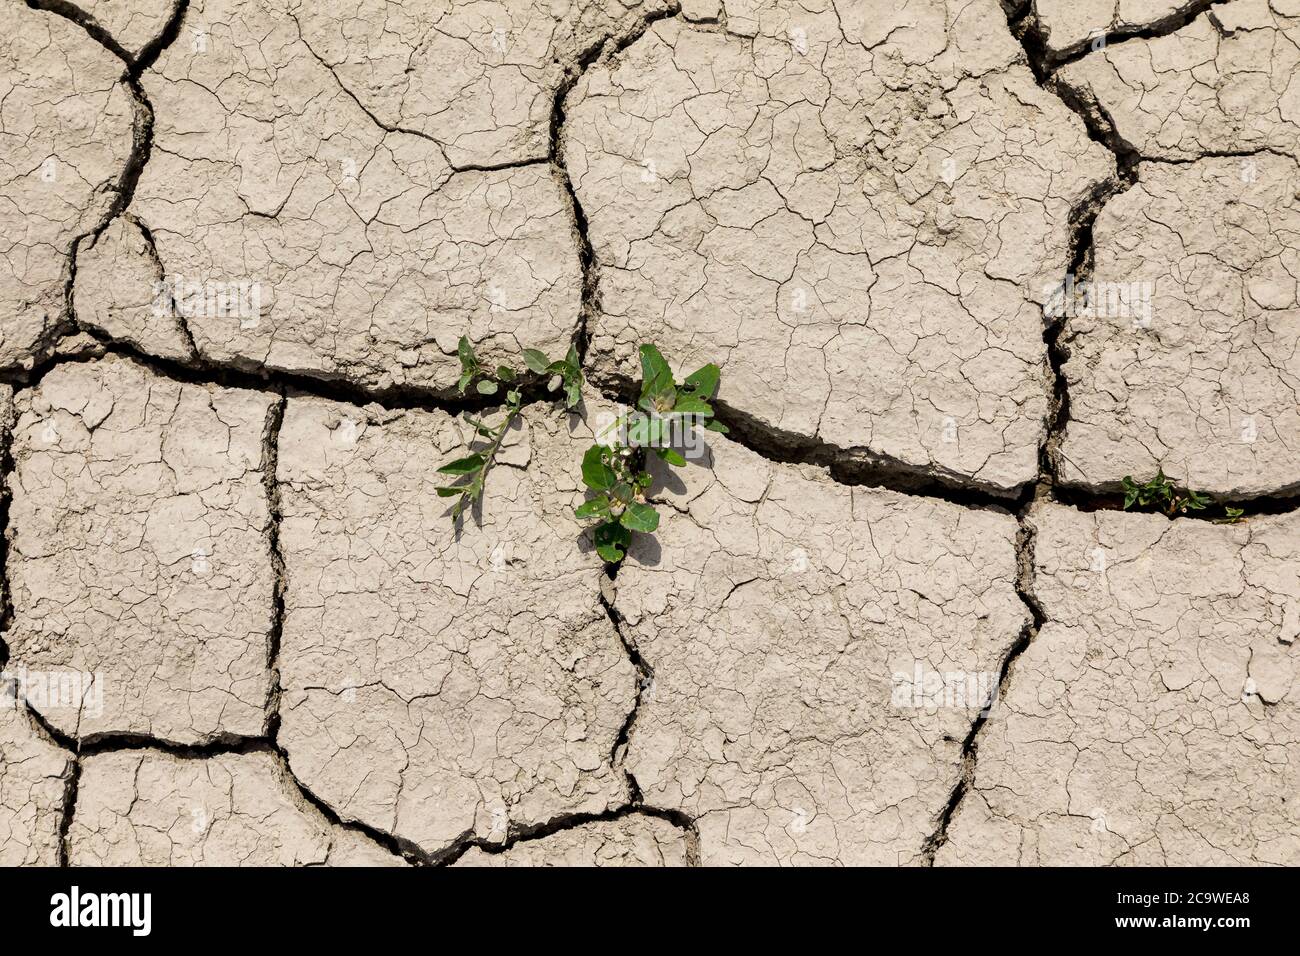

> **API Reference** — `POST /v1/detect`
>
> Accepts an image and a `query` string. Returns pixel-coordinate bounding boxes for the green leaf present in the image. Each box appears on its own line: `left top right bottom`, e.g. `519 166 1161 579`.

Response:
506 389 521 406
1121 476 1138 509
574 496 611 520
620 501 659 533
672 395 713 416
640 343 670 383
683 363 720 398
594 521 630 563
704 418 728 434
582 445 616 491
436 487 465 498
523 349 551 374
654 447 687 467
457 370 475 394
476 380 498 395
437 454 484 476
457 335 478 371
610 482 634 504
536 345 582 408
639 344 674 402
625 414 666 447
496 365 516 382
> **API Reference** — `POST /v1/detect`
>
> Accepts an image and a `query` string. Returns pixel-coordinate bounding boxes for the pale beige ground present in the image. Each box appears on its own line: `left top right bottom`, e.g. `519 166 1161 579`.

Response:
1057 155 1300 498
0 0 1297 867
617 436 1026 864
569 3 1112 494
0 4 134 370
939 503 1300 865
1057 0 1300 160
276 397 635 852
452 815 690 866
0 704 70 866
68 749 406 865
6 356 277 744
1033 0 1204 56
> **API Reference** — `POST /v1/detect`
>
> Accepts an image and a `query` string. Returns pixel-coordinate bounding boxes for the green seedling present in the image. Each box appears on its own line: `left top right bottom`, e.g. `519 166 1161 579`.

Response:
437 336 583 521
1120 469 1211 517
575 344 726 562
1217 506 1245 525
522 345 583 410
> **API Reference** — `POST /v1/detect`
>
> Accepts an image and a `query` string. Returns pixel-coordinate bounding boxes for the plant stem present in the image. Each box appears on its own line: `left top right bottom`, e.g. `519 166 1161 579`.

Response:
454 400 520 519
477 405 519 486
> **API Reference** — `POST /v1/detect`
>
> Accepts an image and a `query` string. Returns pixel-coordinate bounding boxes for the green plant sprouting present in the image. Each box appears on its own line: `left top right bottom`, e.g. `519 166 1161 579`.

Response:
574 344 727 563
436 340 727 559
1120 469 1243 522
436 336 582 521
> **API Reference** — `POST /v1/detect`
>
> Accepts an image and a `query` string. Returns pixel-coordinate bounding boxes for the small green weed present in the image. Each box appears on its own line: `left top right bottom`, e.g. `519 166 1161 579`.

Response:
436 340 728 557
575 344 727 562
1120 469 1244 522
436 336 582 521
1120 469 1209 516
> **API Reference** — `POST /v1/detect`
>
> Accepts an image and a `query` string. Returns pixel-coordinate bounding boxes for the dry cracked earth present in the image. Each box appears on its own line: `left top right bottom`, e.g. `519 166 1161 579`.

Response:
0 0 1297 868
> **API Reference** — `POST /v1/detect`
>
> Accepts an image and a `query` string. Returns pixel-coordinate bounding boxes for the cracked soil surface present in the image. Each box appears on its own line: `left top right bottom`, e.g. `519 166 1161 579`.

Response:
0 0 1297 867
